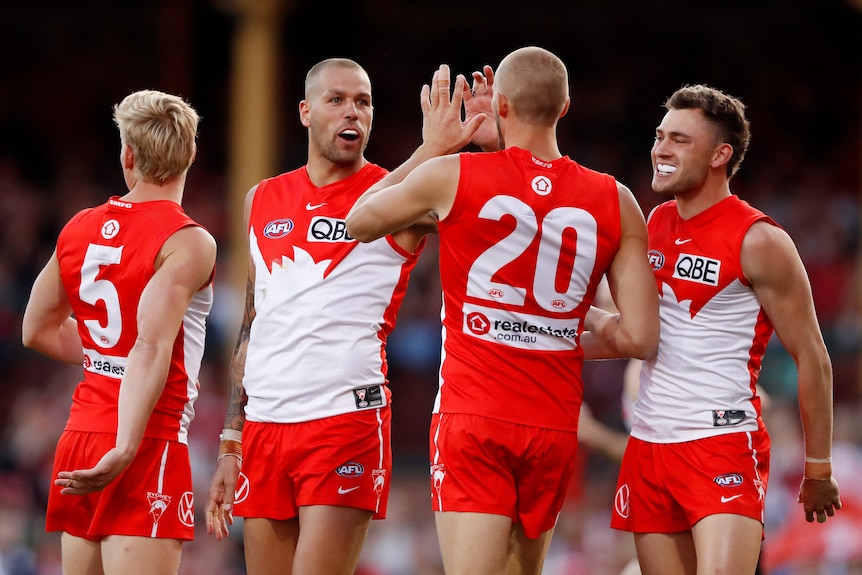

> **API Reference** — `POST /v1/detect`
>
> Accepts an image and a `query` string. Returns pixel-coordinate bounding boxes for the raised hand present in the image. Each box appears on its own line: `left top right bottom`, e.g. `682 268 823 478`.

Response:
463 65 499 151
419 64 486 156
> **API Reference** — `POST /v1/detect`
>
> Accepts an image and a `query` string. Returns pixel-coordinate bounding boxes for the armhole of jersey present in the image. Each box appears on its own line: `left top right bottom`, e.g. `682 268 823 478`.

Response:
384 233 424 259
439 153 468 226
248 179 270 235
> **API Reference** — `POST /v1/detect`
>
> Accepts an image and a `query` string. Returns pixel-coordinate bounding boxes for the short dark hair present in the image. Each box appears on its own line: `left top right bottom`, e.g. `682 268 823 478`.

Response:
666 84 751 177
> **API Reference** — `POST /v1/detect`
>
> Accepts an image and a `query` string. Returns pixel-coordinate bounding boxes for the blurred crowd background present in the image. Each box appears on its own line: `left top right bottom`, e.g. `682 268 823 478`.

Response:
1 1 861 573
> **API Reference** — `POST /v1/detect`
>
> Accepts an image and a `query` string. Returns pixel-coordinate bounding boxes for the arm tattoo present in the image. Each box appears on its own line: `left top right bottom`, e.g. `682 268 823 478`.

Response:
224 277 255 431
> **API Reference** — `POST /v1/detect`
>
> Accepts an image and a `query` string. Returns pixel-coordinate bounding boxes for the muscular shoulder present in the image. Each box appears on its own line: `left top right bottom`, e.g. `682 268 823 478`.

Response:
740 220 797 286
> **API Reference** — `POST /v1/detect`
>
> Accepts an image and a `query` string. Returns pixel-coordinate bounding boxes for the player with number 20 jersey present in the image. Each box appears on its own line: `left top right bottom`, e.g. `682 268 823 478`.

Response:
431 146 621 536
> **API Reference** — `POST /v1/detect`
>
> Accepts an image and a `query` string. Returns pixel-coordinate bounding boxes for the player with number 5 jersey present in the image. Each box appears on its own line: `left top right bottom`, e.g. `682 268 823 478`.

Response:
22 90 216 575
347 47 659 575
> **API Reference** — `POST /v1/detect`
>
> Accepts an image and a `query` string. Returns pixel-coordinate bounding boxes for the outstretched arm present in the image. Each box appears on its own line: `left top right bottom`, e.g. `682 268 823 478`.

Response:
742 220 841 523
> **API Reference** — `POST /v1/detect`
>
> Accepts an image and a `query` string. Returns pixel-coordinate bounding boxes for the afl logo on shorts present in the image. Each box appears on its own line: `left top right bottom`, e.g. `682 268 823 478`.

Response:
264 218 294 238
713 473 744 487
337 462 365 478
648 250 664 271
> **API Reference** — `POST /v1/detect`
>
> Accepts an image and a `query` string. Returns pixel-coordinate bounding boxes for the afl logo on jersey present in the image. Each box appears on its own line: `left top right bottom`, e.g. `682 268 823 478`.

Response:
264 218 294 238
101 219 120 240
648 250 665 271
531 175 552 196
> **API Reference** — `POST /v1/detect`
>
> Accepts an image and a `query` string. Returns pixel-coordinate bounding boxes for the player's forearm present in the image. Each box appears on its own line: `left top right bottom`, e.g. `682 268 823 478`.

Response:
115 339 171 458
796 349 835 475
584 307 657 360
224 281 253 431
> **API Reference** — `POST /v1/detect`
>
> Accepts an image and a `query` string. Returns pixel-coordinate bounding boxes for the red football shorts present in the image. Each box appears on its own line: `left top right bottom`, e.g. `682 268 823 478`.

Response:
429 412 579 539
46 430 195 541
234 408 392 520
611 428 770 534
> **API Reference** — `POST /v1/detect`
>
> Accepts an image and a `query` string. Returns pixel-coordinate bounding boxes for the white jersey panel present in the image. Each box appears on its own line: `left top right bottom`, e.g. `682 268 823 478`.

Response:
243 229 406 423
631 278 762 442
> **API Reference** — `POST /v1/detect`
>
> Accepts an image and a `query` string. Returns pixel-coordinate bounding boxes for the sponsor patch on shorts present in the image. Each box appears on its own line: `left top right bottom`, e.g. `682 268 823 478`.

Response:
712 409 746 426
352 386 383 409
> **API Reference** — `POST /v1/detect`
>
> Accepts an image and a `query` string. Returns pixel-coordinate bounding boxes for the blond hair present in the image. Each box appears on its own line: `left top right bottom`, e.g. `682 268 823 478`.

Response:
113 90 199 184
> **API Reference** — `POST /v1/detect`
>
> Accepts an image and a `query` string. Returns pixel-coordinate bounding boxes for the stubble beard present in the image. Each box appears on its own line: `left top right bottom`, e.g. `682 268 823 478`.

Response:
311 126 368 166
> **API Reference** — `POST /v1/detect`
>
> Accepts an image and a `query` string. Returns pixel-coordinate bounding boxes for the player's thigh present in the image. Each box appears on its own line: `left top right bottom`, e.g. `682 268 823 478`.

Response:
100 535 182 575
435 511 512 575
506 522 554 575
243 517 299 575
692 513 762 574
293 505 374 575
634 531 696 575
60 533 103 575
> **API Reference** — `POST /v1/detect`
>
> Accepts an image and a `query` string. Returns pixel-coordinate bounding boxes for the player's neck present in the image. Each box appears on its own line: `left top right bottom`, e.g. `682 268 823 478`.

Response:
122 177 185 205
502 125 561 163
675 180 732 220
306 157 367 188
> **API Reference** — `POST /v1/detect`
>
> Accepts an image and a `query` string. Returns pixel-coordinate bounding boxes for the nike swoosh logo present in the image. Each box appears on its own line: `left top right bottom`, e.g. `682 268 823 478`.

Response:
675 238 692 245
721 494 742 503
338 486 360 494
306 202 327 210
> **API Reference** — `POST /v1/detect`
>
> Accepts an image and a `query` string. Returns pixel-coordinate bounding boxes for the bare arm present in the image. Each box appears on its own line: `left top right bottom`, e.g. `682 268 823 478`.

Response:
347 154 461 243
583 183 659 360
206 186 256 539
57 225 217 494
22 252 84 365
742 220 841 523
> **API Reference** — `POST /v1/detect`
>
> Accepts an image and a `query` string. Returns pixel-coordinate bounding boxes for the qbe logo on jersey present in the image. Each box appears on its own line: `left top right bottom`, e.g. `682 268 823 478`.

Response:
673 252 720 286
308 216 354 243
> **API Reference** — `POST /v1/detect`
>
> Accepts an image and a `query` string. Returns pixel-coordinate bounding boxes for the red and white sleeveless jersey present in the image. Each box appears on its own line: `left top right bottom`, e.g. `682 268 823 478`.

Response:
56 197 213 444
632 195 775 442
243 163 422 423
435 147 621 431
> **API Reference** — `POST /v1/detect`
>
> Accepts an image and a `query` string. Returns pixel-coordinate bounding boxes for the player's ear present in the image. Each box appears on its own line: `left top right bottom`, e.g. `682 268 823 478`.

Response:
711 143 733 170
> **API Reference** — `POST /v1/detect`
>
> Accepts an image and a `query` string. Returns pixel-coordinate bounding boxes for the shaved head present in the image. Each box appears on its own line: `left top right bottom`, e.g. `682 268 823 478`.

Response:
495 46 569 126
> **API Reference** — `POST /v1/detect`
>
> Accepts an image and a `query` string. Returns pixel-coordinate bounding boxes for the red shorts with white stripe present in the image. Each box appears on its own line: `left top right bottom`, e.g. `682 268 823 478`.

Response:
234 408 392 520
429 412 579 539
46 431 194 540
611 427 770 533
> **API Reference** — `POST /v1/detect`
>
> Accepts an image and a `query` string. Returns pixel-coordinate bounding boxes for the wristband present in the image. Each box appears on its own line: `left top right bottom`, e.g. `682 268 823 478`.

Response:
217 452 243 464
220 429 242 443
802 475 830 481
218 438 242 465
804 456 831 464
